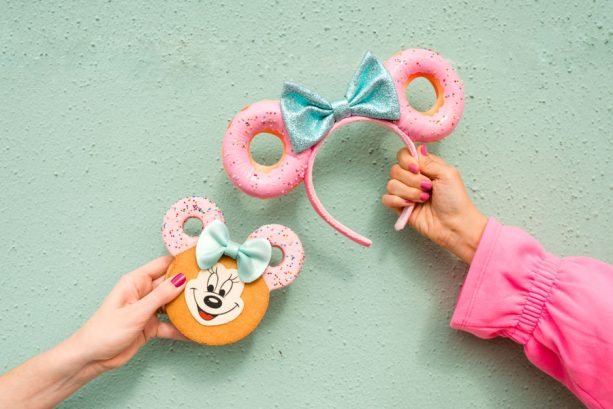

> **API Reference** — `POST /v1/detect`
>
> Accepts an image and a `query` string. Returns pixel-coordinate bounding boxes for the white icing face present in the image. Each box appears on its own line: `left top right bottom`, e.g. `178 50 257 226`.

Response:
185 264 245 326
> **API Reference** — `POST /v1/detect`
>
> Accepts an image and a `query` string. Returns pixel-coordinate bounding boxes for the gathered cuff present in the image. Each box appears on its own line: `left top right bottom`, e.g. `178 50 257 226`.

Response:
450 218 561 344
511 254 561 344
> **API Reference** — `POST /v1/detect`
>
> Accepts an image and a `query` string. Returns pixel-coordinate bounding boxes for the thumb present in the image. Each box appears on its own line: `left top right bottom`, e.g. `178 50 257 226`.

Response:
416 145 449 180
135 273 186 317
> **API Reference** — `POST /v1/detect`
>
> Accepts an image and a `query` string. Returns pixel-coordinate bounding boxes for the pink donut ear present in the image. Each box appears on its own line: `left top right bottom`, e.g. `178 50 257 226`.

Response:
222 100 310 199
162 197 225 256
248 224 304 291
385 48 464 143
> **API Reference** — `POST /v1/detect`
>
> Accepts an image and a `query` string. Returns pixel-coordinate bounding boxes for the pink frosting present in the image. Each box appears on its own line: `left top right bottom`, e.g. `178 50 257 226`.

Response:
385 48 464 142
161 197 303 291
222 100 310 199
162 197 225 256
248 224 304 290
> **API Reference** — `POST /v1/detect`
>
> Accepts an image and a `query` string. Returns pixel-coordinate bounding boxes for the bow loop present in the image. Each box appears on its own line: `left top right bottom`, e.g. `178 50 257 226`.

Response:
196 220 272 283
280 52 400 153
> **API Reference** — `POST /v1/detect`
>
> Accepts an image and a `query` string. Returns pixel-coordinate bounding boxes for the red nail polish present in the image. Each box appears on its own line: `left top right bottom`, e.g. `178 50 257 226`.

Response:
405 199 414 204
420 145 428 156
420 180 432 191
408 164 419 174
419 192 430 201
171 273 186 288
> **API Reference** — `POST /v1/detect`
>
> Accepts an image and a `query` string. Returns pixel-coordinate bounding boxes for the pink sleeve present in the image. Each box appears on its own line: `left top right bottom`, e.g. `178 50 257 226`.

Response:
451 218 613 409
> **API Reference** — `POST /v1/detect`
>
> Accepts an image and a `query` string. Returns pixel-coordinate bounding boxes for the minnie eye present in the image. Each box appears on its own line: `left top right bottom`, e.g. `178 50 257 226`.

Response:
219 279 233 298
206 270 218 291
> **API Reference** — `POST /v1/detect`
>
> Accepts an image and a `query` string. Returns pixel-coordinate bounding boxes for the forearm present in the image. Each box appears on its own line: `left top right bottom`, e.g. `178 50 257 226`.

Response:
0 335 101 409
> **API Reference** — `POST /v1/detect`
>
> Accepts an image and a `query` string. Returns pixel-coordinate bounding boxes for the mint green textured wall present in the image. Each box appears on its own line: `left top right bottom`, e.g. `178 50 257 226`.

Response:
1 1 611 407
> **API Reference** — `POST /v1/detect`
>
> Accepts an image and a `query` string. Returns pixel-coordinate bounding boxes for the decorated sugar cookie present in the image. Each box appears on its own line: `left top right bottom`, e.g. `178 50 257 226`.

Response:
222 48 464 247
162 196 304 345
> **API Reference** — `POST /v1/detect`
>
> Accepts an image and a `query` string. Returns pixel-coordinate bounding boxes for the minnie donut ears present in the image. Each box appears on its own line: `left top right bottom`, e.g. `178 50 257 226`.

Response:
162 197 304 345
223 48 464 247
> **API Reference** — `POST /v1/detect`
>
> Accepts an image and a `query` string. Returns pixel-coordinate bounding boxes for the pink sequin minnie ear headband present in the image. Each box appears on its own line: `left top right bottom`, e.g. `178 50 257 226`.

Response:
222 48 464 247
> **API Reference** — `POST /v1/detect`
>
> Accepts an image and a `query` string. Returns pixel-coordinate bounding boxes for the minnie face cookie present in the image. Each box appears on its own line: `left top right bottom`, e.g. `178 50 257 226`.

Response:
161 196 304 345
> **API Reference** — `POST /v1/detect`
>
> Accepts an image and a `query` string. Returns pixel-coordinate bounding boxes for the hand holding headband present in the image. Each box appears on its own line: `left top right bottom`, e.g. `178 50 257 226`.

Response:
281 52 400 153
222 48 464 247
196 220 272 283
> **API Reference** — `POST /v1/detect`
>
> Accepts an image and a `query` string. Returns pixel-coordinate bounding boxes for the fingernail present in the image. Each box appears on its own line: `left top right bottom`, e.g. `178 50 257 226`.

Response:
420 145 428 156
171 273 186 288
420 180 432 191
408 163 419 174
419 192 430 201
405 199 414 204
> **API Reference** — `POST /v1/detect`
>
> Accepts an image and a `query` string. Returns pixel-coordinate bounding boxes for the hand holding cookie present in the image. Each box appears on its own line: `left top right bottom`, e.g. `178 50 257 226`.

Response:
71 256 188 372
0 257 188 409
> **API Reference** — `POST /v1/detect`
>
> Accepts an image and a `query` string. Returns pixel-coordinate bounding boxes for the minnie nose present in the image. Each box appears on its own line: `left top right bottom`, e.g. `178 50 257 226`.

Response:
204 295 222 309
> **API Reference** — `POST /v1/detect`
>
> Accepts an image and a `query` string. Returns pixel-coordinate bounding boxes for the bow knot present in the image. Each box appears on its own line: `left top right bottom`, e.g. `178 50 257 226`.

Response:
196 220 272 283
224 240 240 259
280 52 400 153
331 98 351 121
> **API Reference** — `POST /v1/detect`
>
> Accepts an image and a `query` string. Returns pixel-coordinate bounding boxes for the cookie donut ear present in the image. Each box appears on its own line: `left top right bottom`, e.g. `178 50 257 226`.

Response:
384 48 464 143
162 196 225 256
222 100 311 199
248 224 304 291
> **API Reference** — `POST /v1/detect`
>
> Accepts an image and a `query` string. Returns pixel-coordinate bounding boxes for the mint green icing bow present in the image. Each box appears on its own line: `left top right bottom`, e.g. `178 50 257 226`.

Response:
280 52 401 153
196 220 272 283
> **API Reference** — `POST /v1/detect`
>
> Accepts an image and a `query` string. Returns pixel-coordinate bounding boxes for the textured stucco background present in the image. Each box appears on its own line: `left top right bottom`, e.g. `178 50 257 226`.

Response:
1 1 612 408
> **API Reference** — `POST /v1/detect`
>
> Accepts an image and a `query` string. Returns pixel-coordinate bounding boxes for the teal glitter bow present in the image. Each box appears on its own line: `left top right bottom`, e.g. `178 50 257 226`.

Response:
280 52 400 153
196 220 272 283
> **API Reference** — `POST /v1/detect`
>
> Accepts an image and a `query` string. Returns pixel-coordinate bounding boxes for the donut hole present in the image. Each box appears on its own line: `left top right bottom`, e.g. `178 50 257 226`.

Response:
404 75 444 115
269 246 284 267
249 131 285 171
183 217 204 237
